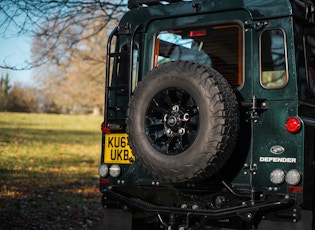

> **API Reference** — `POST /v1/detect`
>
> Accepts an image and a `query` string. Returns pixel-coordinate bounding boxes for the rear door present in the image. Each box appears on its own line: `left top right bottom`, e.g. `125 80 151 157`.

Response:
145 10 254 187
251 17 304 197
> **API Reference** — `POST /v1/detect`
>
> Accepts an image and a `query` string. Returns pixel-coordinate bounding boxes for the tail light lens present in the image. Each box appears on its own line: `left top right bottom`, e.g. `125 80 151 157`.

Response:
98 164 109 177
285 117 301 133
270 169 285 184
285 169 301 186
109 165 121 178
101 122 111 134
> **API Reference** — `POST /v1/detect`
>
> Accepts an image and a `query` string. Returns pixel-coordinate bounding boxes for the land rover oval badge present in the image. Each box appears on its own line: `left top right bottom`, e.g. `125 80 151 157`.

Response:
270 145 285 154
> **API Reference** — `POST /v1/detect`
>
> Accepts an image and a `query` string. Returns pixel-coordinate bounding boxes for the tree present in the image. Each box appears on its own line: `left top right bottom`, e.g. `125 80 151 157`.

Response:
0 73 12 110
0 73 39 112
32 16 111 113
0 0 128 70
7 84 39 112
0 1 129 113
0 73 11 95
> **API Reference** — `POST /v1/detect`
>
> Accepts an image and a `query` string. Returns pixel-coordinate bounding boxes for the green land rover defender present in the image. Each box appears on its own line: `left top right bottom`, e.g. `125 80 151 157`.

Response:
98 0 315 229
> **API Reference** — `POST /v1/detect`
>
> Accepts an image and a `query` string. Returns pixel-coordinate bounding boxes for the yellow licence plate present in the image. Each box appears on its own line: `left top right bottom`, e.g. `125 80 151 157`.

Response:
104 133 135 164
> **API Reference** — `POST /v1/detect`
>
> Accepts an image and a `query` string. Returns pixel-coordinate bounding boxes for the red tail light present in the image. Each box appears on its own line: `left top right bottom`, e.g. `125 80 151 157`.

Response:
288 186 303 193
101 122 111 134
189 29 206 37
285 117 301 134
100 179 110 185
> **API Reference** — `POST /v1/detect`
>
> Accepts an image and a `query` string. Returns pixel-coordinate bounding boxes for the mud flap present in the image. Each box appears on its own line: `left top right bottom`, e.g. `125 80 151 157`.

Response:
94 209 132 230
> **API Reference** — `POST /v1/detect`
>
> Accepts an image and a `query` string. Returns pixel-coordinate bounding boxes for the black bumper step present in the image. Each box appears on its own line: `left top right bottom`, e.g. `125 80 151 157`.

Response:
103 189 295 222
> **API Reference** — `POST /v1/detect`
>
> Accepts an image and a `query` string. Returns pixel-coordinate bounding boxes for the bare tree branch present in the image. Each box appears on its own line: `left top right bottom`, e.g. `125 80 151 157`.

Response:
0 0 128 70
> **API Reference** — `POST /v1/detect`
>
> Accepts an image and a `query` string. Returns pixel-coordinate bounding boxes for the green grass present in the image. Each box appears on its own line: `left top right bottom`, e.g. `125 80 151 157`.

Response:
0 112 104 229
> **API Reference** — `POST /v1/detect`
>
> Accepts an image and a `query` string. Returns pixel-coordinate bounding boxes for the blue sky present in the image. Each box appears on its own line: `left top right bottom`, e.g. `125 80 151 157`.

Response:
0 34 35 86
0 4 38 87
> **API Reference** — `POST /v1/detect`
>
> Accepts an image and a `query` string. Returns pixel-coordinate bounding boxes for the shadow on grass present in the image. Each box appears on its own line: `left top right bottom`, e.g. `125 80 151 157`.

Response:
0 129 104 228
0 127 100 145
0 168 104 229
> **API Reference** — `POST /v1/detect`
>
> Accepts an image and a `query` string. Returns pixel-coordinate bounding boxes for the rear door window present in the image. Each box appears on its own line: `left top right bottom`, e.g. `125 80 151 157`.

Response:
260 29 288 89
154 24 243 88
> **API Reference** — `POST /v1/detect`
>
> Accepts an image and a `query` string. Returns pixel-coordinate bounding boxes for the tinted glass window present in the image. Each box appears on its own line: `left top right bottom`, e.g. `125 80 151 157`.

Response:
260 29 287 89
115 44 139 92
154 24 243 88
304 35 315 96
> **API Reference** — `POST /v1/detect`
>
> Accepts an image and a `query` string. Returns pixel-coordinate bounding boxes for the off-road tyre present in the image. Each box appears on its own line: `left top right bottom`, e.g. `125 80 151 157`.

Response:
126 61 239 183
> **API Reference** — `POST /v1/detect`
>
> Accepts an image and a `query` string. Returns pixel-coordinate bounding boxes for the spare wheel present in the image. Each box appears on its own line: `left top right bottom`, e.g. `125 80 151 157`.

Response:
126 61 239 183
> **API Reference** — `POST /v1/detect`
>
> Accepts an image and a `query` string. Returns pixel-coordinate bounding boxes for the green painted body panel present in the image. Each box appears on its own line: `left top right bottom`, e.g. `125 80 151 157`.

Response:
100 0 315 227
121 0 293 28
251 100 304 190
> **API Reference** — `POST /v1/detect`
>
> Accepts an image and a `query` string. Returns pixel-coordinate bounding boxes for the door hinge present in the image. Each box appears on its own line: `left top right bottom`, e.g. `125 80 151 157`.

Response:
241 95 268 123
244 21 268 31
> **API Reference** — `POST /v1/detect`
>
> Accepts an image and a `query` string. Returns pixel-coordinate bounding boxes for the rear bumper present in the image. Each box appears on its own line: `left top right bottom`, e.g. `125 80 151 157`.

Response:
102 189 295 223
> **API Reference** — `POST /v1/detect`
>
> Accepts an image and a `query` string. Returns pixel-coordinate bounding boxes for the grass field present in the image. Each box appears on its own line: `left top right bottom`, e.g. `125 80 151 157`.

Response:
0 112 104 229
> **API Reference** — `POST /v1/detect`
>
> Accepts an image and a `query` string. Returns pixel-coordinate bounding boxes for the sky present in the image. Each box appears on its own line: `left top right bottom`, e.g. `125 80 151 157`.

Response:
0 34 35 87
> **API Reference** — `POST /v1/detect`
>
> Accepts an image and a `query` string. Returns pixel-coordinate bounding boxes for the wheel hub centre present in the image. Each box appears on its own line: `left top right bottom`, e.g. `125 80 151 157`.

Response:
167 116 177 126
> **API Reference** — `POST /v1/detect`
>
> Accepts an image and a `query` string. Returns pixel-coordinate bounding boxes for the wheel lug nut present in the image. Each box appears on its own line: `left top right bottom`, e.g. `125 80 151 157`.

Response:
178 128 185 135
166 129 173 136
183 113 190 121
172 105 179 112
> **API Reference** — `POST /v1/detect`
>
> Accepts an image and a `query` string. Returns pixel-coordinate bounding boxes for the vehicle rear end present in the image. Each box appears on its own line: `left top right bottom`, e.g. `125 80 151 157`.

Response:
98 0 315 229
